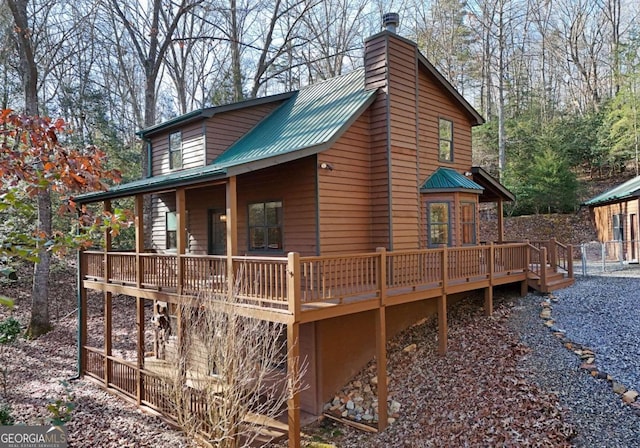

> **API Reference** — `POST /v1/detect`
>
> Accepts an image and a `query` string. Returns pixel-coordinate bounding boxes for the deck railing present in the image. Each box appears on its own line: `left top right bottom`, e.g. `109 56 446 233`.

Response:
82 241 570 318
299 253 379 303
232 256 289 308
386 249 441 289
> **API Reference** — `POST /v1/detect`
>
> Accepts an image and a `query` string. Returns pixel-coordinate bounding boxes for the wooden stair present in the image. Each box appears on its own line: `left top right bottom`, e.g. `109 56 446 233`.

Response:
528 266 574 293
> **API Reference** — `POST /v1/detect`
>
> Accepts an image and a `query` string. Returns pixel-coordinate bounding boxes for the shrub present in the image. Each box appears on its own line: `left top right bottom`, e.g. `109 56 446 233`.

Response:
0 318 20 344
0 402 14 425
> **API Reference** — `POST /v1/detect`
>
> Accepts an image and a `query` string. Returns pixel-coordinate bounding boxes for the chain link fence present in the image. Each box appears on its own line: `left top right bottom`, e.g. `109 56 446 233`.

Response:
577 241 640 276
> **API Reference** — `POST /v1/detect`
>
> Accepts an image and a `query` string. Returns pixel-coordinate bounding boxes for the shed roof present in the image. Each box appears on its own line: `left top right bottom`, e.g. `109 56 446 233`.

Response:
420 167 484 193
584 176 640 206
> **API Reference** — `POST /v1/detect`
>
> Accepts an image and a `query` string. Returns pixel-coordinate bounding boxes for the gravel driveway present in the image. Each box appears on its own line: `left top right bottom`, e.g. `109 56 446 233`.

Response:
508 274 640 447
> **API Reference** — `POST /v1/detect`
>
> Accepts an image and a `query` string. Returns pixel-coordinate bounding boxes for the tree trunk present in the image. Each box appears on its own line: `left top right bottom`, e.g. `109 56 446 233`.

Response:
28 188 52 338
8 0 53 338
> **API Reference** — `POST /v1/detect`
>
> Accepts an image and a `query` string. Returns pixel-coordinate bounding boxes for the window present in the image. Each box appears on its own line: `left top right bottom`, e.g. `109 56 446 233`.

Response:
461 202 476 245
169 131 182 169
438 118 453 162
166 211 177 249
613 214 624 241
248 201 283 251
428 202 450 246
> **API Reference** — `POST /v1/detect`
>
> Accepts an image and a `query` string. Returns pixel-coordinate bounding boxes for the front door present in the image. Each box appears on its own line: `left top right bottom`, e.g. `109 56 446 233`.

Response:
208 209 227 255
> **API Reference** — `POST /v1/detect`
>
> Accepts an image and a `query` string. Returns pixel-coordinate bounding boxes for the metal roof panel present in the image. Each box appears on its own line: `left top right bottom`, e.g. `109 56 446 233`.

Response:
213 69 376 168
421 167 484 192
584 176 640 206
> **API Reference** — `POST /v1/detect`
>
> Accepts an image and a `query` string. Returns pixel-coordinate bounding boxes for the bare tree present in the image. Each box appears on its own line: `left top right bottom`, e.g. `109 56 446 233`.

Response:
165 292 306 447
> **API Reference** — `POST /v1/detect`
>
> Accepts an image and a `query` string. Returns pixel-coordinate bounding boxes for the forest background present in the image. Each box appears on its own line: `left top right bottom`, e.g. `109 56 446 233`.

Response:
2 0 640 217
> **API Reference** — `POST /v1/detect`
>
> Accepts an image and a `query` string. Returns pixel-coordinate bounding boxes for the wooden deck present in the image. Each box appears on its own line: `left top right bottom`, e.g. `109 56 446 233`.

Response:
79 240 573 446
81 242 572 324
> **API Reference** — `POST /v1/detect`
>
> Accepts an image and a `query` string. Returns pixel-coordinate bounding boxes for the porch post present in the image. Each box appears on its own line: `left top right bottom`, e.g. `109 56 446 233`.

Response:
176 188 187 295
497 199 504 243
226 176 238 294
103 200 112 387
287 321 301 448
135 194 144 287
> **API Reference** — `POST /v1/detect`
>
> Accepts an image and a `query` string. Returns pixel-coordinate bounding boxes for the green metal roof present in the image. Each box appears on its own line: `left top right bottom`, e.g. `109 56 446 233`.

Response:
137 92 294 138
76 69 376 204
75 164 227 204
213 69 376 168
421 167 484 193
584 176 640 206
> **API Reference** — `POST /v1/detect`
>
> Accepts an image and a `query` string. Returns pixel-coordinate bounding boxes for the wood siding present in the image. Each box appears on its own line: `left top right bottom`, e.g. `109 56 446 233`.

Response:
317 112 374 254
186 187 226 254
592 199 640 262
417 68 474 180
592 200 639 242
151 193 176 251
236 157 318 256
151 121 204 176
205 103 284 164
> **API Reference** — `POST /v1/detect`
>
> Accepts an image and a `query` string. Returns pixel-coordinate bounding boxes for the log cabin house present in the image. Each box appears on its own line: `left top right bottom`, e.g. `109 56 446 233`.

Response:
76 21 575 447
585 175 640 263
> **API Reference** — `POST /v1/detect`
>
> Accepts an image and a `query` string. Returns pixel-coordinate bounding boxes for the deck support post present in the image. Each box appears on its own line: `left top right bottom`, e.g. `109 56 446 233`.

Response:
104 292 112 387
437 294 448 355
136 296 144 405
79 254 88 375
375 305 388 430
103 200 112 387
484 287 493 316
287 321 301 448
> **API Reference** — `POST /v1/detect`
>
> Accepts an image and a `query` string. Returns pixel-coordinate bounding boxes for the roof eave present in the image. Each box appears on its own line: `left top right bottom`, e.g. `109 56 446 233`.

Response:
137 91 296 138
420 187 484 195
584 190 640 207
470 166 515 202
417 54 484 126
75 168 228 204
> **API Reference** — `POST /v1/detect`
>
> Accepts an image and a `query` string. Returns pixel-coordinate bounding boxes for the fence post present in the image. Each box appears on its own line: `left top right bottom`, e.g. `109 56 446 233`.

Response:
567 244 574 278
581 244 587 276
602 243 606 272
